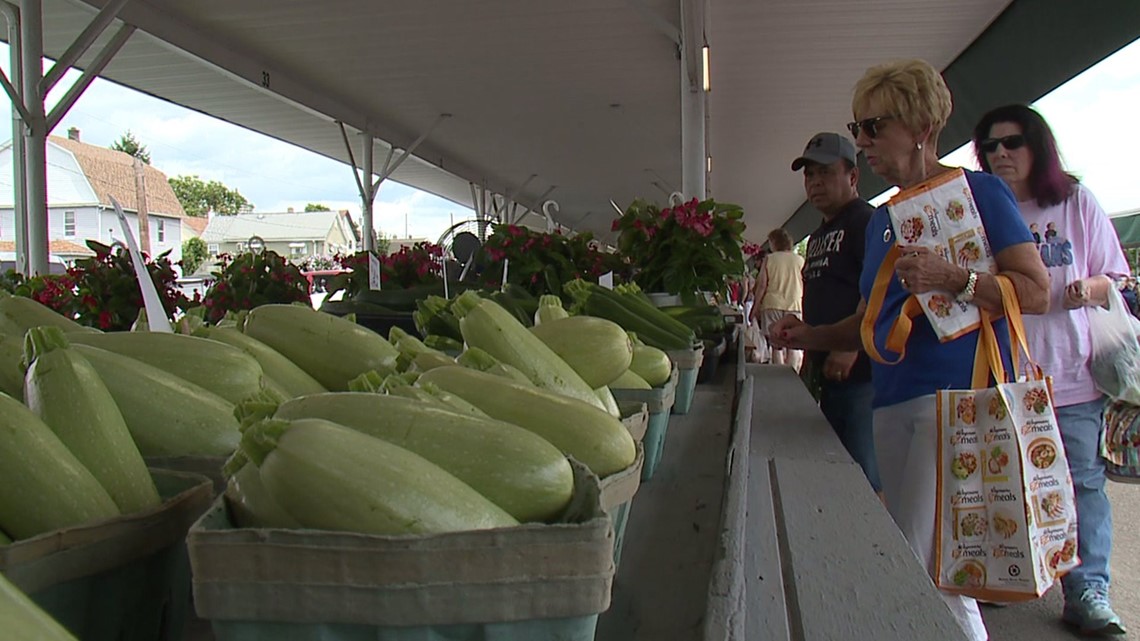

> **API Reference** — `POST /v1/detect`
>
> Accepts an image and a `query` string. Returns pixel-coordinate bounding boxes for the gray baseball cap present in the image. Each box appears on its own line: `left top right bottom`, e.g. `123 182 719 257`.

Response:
791 132 857 171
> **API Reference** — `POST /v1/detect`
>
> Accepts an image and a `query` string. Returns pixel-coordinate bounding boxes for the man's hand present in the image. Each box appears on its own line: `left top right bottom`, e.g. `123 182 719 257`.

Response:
768 314 811 350
822 350 859 382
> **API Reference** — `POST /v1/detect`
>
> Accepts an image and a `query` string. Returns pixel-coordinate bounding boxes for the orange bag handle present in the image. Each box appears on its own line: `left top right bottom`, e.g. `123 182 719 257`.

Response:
860 245 925 364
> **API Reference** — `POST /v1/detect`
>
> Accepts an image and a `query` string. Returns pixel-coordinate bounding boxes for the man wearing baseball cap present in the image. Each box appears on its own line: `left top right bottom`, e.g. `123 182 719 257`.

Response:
793 132 881 495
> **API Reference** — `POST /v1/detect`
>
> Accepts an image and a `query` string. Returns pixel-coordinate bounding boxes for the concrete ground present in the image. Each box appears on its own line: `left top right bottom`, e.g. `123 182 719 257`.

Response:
983 481 1139 640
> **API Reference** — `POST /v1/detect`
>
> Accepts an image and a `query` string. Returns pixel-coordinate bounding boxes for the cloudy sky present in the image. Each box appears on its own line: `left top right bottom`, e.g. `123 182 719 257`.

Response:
1 36 1138 243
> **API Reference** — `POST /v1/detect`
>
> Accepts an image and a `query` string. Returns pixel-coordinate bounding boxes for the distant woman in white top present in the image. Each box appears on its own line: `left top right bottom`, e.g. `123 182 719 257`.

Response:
750 228 805 369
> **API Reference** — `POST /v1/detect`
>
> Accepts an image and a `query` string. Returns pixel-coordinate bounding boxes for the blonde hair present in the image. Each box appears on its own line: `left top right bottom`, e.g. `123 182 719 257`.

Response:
852 59 953 147
767 228 792 251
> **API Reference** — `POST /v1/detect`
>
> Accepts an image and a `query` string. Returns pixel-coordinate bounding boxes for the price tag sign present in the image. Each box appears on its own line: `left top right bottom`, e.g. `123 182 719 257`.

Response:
599 272 614 289
368 253 382 290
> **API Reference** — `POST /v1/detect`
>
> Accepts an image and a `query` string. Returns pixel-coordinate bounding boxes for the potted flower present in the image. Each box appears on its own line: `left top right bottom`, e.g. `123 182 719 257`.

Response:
200 250 310 324
1 241 191 330
612 197 747 304
481 225 625 297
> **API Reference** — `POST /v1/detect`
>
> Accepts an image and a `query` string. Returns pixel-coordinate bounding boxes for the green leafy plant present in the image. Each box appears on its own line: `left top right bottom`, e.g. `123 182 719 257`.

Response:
181 236 209 275
2 241 191 330
612 197 746 302
326 243 444 298
481 225 625 297
200 250 310 323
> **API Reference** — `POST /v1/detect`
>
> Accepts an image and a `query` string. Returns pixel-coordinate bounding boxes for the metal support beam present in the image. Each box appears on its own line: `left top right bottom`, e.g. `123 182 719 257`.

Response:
1 1 27 275
361 133 375 252
679 0 707 200
0 67 30 123
512 185 556 225
39 0 131 95
372 113 450 189
46 23 135 131
21 0 48 275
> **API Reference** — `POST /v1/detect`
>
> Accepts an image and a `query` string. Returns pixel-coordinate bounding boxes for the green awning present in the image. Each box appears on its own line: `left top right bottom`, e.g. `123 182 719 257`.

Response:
1112 214 1140 248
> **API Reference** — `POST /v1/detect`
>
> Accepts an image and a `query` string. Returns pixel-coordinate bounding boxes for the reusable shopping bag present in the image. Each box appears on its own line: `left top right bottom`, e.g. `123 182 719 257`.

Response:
1102 400 1140 483
885 168 997 342
933 276 1079 601
1088 286 1140 405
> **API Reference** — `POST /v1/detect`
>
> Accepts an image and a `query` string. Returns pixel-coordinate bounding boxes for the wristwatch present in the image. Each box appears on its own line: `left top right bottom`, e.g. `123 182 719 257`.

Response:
956 269 979 303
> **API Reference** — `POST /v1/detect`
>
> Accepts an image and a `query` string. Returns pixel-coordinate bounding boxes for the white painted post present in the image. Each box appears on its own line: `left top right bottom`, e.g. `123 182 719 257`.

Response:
21 0 48 276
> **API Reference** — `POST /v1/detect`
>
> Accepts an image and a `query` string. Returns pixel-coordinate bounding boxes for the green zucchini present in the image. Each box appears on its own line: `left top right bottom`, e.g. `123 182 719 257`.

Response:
529 316 633 388
452 291 605 410
610 368 653 390
72 344 241 457
456 347 534 386
0 292 99 334
595 385 621 418
66 331 265 405
0 571 79 640
241 418 518 534
418 366 636 477
24 328 160 514
534 294 570 325
630 343 672 387
564 280 692 350
242 304 399 391
225 463 302 529
0 331 23 401
274 393 573 522
194 326 327 398
0 392 120 539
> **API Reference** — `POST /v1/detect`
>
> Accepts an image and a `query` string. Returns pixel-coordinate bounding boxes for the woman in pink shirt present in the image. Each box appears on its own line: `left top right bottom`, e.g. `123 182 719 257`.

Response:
974 104 1130 636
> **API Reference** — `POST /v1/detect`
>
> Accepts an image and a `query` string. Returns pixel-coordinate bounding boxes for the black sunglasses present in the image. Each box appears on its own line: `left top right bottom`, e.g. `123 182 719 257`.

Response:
979 134 1027 154
846 115 896 139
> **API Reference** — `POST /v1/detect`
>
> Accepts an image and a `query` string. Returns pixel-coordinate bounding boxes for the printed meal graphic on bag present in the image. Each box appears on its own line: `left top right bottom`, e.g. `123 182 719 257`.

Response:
951 451 979 480
887 169 996 341
1045 539 1078 576
949 230 985 268
1034 490 1067 526
1027 438 1058 470
950 559 986 589
955 507 988 540
954 395 977 425
946 199 966 222
987 394 1008 421
1022 388 1050 415
992 511 1019 539
928 294 954 318
900 216 925 244
983 446 1011 481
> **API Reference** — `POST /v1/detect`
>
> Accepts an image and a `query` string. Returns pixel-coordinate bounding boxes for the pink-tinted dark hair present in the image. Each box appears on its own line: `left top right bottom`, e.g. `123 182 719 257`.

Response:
972 104 1078 207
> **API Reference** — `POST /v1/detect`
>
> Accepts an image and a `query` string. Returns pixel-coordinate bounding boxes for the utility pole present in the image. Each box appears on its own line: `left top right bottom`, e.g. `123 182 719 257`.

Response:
133 156 151 254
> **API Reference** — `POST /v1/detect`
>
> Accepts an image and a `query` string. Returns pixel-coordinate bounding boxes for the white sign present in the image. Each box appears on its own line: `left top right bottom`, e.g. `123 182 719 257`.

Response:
368 252 382 291
599 272 614 289
109 196 173 333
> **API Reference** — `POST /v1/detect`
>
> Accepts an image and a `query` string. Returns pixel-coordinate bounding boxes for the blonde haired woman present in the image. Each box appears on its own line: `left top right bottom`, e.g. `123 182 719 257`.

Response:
770 59 1049 641
749 228 804 369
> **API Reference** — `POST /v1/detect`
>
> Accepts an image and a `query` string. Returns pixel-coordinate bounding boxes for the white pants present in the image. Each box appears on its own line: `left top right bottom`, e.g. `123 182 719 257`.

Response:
874 395 989 641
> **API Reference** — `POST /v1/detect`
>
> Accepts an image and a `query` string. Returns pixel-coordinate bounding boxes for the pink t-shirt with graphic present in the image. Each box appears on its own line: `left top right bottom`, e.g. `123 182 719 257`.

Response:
1018 184 1130 407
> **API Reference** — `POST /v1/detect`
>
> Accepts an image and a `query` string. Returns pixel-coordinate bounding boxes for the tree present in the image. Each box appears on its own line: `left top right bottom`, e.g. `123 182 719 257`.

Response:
168 175 253 217
110 130 151 164
304 203 330 212
181 236 209 275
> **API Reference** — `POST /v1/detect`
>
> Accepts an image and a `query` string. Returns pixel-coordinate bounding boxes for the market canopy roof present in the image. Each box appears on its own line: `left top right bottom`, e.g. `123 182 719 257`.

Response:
1113 209 1140 248
19 0 1140 243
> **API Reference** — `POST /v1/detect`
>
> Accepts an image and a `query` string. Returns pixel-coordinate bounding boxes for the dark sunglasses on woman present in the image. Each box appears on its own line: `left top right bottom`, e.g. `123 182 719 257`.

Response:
979 134 1026 154
845 115 896 139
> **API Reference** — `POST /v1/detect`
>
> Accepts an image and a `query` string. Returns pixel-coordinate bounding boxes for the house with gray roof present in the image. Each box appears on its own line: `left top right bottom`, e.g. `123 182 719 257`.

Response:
201 209 359 260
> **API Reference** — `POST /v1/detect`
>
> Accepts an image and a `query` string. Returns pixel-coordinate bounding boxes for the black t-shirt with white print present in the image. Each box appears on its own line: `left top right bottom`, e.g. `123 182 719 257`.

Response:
802 198 874 384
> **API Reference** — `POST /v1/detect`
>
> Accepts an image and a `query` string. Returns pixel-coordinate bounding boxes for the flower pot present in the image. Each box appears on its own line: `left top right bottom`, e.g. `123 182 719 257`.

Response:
646 292 683 308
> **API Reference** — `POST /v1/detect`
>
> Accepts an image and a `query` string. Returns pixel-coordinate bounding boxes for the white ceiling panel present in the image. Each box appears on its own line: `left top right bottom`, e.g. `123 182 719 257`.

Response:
31 0 1016 243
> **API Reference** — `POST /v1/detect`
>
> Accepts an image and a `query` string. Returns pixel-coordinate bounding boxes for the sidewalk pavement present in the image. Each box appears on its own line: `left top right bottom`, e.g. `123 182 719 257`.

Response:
982 481 1138 639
